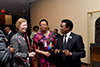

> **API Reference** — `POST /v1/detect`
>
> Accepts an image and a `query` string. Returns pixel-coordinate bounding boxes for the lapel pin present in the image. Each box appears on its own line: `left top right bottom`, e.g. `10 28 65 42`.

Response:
69 36 72 39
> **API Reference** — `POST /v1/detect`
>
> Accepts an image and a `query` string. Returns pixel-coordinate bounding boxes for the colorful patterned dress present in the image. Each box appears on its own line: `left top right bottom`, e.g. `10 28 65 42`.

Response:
30 31 37 50
33 31 57 67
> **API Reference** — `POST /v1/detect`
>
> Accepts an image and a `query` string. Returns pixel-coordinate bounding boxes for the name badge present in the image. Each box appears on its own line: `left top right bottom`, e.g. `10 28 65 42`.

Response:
44 42 47 47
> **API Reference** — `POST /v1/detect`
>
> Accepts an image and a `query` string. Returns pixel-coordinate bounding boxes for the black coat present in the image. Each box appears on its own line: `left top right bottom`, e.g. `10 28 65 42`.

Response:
0 30 12 67
56 32 86 67
54 33 61 39
5 31 14 47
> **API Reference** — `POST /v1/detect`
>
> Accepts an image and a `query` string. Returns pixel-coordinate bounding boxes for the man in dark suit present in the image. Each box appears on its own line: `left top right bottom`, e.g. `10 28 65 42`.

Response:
4 26 14 47
0 30 15 67
54 28 61 40
54 19 86 67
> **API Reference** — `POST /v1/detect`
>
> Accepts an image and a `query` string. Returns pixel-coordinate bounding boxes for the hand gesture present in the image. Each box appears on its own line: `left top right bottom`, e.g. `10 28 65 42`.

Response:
62 49 72 56
54 49 60 54
44 51 51 57
29 52 36 57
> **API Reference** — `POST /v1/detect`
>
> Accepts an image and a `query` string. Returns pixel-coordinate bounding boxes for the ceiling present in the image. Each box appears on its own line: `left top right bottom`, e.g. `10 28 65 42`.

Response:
0 0 35 16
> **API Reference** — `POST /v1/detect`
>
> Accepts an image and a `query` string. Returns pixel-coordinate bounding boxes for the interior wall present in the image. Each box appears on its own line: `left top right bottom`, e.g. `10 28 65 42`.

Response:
5 15 12 25
30 0 100 63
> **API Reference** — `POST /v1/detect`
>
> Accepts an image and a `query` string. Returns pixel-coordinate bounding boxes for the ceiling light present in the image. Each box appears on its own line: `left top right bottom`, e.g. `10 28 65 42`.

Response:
23 10 25 12
9 13 11 14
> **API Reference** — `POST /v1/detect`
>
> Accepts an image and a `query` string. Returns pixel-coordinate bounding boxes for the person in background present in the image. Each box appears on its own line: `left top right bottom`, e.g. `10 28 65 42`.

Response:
54 19 86 67
4 26 14 47
30 25 39 50
33 19 57 67
0 30 15 67
30 25 39 67
11 18 36 67
54 28 61 40
4 26 15 67
47 27 50 31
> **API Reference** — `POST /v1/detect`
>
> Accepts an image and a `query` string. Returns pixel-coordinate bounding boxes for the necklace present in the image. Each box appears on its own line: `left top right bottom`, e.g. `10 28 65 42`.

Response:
44 31 48 36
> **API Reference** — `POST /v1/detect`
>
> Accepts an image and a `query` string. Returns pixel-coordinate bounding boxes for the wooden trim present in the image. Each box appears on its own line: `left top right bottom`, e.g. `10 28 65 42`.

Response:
81 62 90 66
87 10 100 14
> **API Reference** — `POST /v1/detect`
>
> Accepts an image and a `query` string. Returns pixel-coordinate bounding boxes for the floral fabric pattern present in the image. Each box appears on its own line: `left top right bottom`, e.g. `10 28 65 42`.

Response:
33 31 57 67
30 31 37 50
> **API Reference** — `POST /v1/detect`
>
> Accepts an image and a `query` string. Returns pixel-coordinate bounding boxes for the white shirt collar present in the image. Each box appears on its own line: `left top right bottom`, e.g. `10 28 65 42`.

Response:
64 31 71 37
8 30 11 35
63 31 71 43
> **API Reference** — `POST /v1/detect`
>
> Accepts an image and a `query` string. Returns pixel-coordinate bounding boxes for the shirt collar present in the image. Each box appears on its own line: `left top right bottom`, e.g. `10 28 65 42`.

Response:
8 30 11 35
64 31 71 37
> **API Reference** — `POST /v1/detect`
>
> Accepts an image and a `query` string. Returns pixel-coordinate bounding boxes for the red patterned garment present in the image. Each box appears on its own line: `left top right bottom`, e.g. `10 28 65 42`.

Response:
33 31 57 67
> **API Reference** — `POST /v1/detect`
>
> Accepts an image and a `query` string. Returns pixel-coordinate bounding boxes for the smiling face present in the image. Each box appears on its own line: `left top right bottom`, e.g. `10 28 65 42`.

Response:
39 21 48 32
60 22 70 34
18 21 27 33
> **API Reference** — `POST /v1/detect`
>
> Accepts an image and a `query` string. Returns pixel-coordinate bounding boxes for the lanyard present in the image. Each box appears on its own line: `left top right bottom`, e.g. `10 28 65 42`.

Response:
40 30 48 47
41 30 48 40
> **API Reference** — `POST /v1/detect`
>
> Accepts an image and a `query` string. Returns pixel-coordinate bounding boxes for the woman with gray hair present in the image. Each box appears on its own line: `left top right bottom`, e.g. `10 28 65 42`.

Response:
11 18 36 67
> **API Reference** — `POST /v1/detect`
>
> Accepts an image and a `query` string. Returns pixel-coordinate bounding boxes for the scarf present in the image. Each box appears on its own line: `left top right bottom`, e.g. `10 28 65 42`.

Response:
25 32 35 67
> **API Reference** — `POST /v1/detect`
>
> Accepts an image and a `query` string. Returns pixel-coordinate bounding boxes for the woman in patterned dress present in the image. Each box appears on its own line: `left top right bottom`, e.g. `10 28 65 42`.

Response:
33 19 57 67
30 26 39 50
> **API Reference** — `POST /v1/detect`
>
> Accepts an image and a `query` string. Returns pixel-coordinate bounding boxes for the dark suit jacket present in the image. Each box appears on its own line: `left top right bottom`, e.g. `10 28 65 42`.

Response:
54 33 61 39
0 30 12 67
56 32 85 67
5 31 14 47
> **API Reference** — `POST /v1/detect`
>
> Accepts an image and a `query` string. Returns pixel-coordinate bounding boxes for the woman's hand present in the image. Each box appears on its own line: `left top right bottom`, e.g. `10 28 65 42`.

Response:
35 49 51 57
44 51 51 57
29 52 36 57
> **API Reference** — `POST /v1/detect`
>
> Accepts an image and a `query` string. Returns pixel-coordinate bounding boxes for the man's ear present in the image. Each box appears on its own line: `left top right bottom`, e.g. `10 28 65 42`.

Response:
67 27 70 30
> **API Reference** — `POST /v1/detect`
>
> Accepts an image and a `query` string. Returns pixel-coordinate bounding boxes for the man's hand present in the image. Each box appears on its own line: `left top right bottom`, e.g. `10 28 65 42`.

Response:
10 47 15 53
54 49 60 54
62 49 72 56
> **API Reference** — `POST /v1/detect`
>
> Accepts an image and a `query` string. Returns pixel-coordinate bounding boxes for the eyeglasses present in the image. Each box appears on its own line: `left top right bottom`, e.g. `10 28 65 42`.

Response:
40 24 47 26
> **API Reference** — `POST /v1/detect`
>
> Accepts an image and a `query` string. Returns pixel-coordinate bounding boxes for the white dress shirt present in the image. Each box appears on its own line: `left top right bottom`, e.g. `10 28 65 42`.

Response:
63 31 71 44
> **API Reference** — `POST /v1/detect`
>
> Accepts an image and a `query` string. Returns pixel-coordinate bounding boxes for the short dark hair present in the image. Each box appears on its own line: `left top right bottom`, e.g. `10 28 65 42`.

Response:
47 27 50 30
61 19 73 31
55 28 58 32
33 26 39 31
39 19 48 26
